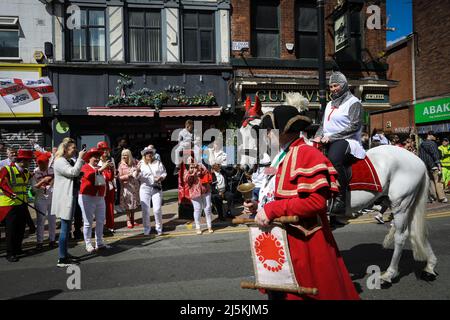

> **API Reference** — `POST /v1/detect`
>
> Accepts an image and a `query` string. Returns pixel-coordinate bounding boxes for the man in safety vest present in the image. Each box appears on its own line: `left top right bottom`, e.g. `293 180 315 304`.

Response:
0 150 34 262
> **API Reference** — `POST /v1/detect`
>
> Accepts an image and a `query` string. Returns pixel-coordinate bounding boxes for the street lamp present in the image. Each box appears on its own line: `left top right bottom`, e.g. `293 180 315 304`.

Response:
317 0 327 115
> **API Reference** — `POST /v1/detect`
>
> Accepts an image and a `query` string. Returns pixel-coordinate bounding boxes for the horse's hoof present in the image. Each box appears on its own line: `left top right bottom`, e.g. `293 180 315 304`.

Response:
420 271 437 282
380 280 392 289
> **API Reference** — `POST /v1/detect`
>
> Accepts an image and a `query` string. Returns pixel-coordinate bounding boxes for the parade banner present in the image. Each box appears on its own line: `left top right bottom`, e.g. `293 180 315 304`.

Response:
249 225 299 291
0 77 58 109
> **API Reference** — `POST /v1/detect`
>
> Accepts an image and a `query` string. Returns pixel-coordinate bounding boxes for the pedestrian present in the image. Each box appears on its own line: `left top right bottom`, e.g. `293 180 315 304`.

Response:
174 119 195 174
147 145 161 162
222 165 248 218
52 138 86 267
207 138 227 167
371 129 389 147
31 151 56 250
250 153 271 203
97 141 116 234
245 100 360 300
183 155 213 234
361 132 370 150
0 150 34 262
138 146 167 236
419 132 448 203
390 135 402 147
69 149 84 240
118 149 140 228
112 138 129 207
211 163 227 220
313 71 366 219
79 147 112 253
0 146 18 168
438 138 450 192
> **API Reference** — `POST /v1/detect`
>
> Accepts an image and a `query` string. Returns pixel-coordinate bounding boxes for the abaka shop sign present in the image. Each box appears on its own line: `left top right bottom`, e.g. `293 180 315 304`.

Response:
415 97 450 124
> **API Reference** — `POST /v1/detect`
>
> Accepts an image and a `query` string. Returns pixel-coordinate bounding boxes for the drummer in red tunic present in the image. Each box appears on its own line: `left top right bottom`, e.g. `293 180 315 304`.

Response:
245 103 360 300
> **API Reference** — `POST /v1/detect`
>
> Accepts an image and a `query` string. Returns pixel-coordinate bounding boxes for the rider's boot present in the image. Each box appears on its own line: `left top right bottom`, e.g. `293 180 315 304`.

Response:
330 194 346 216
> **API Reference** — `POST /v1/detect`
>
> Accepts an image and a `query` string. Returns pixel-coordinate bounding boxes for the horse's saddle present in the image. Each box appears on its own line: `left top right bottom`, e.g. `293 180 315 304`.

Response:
349 157 382 193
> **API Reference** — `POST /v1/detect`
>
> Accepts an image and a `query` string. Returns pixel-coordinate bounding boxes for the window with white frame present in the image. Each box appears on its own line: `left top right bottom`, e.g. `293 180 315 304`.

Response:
0 17 19 58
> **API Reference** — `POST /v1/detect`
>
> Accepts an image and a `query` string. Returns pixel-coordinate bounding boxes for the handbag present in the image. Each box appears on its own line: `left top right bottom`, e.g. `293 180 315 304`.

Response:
95 172 106 186
148 163 163 191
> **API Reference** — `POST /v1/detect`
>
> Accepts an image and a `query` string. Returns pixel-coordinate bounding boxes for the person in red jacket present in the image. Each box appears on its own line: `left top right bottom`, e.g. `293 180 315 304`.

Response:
244 103 360 300
97 141 116 234
79 148 111 253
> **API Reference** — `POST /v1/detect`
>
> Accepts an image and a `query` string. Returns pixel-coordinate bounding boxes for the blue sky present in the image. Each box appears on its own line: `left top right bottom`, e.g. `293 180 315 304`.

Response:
386 0 413 46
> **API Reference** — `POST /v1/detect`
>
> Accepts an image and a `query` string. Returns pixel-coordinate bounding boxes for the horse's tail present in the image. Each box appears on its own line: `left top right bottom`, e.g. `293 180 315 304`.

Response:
409 170 429 261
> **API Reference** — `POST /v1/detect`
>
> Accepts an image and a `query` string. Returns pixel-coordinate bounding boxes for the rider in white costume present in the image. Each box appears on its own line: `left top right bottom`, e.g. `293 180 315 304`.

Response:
313 72 365 216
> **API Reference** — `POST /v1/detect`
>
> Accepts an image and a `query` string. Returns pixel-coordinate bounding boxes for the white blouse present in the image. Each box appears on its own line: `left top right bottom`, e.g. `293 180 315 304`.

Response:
138 160 167 188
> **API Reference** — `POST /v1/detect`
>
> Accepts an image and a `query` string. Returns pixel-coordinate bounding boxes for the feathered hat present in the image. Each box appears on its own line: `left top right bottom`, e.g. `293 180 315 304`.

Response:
260 93 312 134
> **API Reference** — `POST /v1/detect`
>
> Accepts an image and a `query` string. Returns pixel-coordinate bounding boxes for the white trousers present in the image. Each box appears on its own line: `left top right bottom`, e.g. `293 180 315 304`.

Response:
191 192 212 230
140 186 163 235
35 198 56 243
78 194 106 247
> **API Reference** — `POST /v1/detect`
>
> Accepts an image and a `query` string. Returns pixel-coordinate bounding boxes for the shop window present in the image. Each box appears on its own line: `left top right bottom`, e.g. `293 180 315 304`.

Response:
251 0 280 58
0 17 19 58
296 1 318 59
182 11 215 63
68 8 106 62
128 10 161 63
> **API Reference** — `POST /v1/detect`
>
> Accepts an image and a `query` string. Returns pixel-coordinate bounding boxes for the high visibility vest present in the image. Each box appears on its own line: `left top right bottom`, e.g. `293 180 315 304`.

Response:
0 165 30 207
439 145 450 167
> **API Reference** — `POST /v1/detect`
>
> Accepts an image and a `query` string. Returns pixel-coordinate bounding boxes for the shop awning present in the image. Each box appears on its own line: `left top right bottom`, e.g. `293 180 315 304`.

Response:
159 107 222 117
87 107 156 117
87 106 222 117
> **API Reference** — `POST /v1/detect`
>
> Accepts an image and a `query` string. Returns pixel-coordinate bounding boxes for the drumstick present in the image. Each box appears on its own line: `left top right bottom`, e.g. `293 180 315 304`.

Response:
232 216 299 225
240 281 318 296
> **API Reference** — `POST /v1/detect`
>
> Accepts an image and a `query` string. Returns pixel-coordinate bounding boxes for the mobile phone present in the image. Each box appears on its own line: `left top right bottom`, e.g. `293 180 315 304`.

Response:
82 144 87 150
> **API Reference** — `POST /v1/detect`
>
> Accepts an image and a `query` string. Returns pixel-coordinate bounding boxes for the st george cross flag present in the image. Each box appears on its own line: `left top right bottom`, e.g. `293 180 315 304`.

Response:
0 77 58 108
249 225 300 291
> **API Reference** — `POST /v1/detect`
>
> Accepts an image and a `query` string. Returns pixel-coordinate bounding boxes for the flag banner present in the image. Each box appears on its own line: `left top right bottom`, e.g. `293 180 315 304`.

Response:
248 225 300 291
0 77 58 108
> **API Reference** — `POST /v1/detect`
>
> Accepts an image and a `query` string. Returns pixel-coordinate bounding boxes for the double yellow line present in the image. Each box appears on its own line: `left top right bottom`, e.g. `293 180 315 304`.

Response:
348 210 450 225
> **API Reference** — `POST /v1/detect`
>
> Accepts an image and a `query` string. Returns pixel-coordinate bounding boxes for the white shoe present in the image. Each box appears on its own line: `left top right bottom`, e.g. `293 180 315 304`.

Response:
196 229 202 235
86 244 95 253
374 214 385 224
208 228 214 234
440 198 448 203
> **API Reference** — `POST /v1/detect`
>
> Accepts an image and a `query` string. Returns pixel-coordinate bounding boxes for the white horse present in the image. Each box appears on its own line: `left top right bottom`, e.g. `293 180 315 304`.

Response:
241 125 438 285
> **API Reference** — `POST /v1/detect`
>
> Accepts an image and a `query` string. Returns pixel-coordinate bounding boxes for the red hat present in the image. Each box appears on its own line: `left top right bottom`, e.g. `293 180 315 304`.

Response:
16 149 34 161
83 147 102 162
35 151 52 164
97 141 111 151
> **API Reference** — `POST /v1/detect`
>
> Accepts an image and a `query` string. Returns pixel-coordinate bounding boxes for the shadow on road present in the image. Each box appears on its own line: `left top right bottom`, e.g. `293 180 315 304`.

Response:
340 243 428 292
9 289 63 300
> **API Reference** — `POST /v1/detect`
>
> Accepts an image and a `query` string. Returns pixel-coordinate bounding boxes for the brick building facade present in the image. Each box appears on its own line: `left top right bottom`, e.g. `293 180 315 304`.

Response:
230 0 393 129
371 0 450 139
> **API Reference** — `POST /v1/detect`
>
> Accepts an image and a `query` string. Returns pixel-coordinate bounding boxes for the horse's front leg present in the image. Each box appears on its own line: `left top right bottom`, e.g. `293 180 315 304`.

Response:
380 213 409 284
